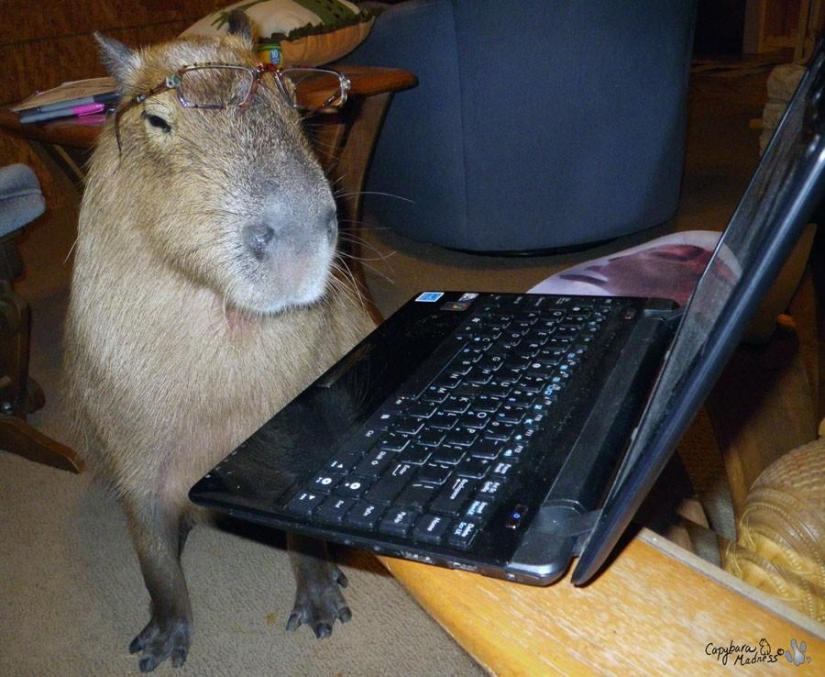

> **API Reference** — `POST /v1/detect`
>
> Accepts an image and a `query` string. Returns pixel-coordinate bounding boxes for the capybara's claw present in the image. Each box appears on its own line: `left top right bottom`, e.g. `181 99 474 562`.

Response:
286 572 351 639
314 622 332 639
129 617 191 672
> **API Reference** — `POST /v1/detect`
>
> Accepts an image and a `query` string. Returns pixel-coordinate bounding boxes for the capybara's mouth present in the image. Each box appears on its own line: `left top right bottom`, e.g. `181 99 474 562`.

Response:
228 242 336 315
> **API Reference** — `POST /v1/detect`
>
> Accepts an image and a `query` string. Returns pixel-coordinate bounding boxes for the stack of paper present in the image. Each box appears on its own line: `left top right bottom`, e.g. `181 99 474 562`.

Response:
11 77 119 124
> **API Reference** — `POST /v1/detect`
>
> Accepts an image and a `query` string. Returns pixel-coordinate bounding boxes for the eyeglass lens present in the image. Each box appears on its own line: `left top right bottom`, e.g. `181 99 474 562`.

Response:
176 66 345 111
279 69 346 110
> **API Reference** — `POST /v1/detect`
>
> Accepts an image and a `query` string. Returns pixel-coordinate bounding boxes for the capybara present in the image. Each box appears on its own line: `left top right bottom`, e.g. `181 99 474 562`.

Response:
63 11 374 672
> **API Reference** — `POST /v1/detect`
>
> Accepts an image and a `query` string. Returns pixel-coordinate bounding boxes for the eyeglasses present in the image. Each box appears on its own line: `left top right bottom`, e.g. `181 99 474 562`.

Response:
114 63 351 138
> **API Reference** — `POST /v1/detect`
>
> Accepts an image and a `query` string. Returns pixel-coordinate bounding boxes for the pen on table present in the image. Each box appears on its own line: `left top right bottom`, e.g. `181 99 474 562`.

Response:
19 102 108 124
35 90 120 113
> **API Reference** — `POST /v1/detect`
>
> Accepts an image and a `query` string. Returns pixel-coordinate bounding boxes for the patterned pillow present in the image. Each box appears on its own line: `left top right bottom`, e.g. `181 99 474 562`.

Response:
182 0 375 66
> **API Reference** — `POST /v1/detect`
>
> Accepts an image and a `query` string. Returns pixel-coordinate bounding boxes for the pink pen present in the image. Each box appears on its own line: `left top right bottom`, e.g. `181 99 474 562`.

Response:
73 103 106 116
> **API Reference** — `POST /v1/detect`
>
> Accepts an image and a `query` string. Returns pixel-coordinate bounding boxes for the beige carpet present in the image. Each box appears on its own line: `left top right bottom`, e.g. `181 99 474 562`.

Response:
0 58 775 675
1 453 490 677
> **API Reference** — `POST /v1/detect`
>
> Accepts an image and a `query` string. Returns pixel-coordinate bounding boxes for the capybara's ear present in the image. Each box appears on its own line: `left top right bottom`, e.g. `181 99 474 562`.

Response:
227 9 254 49
94 33 139 85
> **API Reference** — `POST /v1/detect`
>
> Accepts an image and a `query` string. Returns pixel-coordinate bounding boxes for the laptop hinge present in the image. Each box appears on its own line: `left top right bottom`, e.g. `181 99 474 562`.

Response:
654 306 685 323
505 505 602 584
527 504 601 552
570 509 602 555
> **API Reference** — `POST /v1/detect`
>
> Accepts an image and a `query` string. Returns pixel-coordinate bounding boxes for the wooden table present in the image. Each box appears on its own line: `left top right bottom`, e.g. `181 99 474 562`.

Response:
381 529 824 675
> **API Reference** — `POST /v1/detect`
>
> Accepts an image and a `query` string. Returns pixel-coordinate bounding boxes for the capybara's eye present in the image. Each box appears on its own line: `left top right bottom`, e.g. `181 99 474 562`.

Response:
141 111 171 133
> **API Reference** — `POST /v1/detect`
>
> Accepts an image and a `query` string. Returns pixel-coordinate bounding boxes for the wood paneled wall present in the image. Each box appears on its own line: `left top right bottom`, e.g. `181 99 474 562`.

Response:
2 0 227 107
0 0 226 200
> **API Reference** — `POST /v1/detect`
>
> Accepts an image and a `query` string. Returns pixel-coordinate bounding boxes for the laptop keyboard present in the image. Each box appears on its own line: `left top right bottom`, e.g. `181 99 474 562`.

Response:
286 295 622 550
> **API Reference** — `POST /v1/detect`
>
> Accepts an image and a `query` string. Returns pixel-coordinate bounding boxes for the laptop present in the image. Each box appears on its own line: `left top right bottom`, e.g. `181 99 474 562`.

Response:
190 42 825 587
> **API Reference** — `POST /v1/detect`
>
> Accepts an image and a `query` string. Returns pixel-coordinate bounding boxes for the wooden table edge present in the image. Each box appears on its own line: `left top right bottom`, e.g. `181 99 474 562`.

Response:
378 527 824 676
0 66 417 149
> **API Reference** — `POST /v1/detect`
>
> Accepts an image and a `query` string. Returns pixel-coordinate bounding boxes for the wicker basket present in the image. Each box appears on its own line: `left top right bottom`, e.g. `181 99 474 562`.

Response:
725 438 825 622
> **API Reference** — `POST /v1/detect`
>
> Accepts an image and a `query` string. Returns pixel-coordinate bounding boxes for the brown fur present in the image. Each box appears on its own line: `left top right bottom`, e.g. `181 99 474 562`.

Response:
63 13 373 672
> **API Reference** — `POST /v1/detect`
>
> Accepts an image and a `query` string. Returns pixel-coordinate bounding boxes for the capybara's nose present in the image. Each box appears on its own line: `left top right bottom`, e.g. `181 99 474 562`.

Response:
245 222 275 261
325 208 338 244
244 204 337 261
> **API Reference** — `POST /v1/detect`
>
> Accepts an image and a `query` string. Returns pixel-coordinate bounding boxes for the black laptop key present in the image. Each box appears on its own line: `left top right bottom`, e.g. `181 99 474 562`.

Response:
483 382 512 399
287 490 324 516
366 462 416 504
518 373 550 393
394 416 425 436
496 404 526 425
334 475 373 499
308 471 343 494
451 383 483 400
417 428 446 447
468 438 502 460
401 443 432 465
472 394 502 413
466 367 494 385
417 462 453 485
534 347 563 366
455 455 493 480
459 410 491 430
326 452 360 473
407 401 438 419
413 514 451 544
316 496 355 524
379 432 411 453
445 428 479 447
379 506 419 537
396 481 439 510
500 441 527 461
463 498 494 525
430 445 465 465
483 420 516 442
477 479 507 501
504 390 537 409
430 368 462 389
344 500 383 530
490 461 516 480
447 520 479 549
442 395 472 414
428 410 460 430
355 448 394 477
430 476 476 515
421 385 451 403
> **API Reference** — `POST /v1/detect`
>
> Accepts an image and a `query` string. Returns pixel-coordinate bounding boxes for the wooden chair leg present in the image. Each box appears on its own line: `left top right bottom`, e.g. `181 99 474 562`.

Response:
0 278 82 473
0 415 82 473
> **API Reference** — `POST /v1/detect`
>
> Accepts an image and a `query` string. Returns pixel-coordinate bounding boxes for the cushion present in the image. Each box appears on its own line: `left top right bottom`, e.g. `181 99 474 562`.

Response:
182 0 375 67
0 164 45 236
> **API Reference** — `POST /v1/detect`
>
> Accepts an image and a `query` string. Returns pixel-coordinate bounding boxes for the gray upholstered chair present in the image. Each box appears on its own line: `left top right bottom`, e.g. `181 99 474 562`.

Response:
0 164 81 472
340 0 698 253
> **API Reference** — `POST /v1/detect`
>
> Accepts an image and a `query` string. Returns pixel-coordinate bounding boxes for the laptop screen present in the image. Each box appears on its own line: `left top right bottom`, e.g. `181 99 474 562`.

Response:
574 44 825 584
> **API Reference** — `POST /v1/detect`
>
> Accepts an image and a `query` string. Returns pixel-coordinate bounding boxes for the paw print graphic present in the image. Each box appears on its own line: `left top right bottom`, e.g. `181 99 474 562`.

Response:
785 638 808 666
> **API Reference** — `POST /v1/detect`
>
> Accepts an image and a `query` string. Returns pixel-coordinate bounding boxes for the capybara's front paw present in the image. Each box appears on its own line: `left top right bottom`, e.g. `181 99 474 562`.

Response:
286 565 351 638
129 616 191 672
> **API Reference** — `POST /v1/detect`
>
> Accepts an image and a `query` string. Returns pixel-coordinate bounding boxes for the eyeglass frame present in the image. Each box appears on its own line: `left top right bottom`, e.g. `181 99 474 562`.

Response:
113 62 351 145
